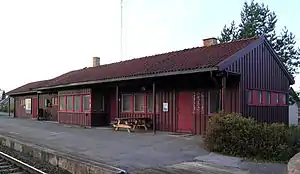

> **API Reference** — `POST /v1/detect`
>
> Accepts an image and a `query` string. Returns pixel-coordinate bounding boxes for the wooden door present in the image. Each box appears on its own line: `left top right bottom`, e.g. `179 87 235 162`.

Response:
177 91 194 133
32 98 38 119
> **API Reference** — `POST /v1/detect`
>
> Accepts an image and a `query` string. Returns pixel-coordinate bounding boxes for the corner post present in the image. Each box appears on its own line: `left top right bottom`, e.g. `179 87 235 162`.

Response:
37 92 40 118
8 97 10 117
116 85 119 118
221 76 226 112
152 82 156 134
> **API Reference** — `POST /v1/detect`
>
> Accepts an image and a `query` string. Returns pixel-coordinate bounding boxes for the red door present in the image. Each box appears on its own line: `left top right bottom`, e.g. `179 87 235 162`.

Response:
177 92 194 133
32 98 38 119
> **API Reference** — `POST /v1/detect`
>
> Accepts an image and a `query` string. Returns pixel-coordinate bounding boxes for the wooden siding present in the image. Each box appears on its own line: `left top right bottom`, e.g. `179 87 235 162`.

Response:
58 88 91 126
117 91 178 133
226 42 290 124
14 94 37 119
39 93 58 121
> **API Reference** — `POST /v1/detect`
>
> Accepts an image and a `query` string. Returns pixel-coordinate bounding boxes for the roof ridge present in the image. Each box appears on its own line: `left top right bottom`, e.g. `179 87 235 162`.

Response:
83 36 261 71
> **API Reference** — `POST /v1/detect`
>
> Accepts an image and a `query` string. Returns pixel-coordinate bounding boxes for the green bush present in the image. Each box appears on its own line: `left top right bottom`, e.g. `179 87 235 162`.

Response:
204 113 299 162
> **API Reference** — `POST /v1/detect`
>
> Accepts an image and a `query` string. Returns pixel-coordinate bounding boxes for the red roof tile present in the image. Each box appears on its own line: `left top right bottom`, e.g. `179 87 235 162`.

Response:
9 37 259 94
7 80 49 95
45 37 259 87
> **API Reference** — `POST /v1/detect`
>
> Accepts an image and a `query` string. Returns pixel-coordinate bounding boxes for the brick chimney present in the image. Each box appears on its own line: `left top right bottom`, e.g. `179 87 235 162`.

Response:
203 37 218 46
93 57 100 67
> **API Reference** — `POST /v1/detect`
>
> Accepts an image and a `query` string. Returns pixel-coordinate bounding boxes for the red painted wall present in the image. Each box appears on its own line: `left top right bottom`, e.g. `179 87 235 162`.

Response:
58 88 91 126
14 94 37 119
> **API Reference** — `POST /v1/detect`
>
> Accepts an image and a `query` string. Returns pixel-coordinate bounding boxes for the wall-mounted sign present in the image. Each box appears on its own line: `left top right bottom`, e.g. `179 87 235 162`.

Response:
163 102 168 112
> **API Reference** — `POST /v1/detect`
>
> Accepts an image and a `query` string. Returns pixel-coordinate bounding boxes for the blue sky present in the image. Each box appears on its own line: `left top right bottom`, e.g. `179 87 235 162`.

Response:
0 0 299 91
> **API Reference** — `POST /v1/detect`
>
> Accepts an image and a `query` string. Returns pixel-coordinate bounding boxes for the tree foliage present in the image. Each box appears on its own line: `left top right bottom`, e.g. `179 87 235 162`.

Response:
218 0 300 76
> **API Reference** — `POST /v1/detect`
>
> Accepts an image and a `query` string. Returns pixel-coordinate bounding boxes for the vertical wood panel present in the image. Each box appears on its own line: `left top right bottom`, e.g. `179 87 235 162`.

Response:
227 43 290 124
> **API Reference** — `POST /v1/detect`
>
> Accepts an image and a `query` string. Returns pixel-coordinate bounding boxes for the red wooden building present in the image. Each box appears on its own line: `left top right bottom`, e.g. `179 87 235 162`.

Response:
7 36 294 134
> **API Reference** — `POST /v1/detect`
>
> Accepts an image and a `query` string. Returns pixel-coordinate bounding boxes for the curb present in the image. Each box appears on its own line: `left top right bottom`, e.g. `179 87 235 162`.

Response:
0 133 127 174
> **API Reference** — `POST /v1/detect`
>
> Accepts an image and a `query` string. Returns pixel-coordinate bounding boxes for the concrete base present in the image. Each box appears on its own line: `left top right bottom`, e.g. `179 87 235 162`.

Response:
0 134 126 174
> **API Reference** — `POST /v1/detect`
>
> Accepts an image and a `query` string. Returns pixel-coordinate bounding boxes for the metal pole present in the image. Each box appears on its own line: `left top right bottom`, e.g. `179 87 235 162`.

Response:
120 0 123 61
8 97 10 117
116 85 119 118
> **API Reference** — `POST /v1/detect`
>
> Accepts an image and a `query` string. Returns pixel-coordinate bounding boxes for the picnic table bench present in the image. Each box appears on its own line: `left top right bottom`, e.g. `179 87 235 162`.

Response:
113 117 152 133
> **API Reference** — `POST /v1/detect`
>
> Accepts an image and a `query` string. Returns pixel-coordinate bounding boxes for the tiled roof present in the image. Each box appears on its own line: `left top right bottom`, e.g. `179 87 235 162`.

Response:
7 80 49 95
8 37 259 94
45 37 259 88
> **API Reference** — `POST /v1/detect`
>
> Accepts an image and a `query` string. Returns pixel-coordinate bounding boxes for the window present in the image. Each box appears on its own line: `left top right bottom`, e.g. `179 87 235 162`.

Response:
147 95 153 112
59 96 66 110
122 95 131 112
258 91 262 104
247 91 252 104
282 94 286 105
99 96 105 111
44 99 50 107
276 93 279 104
52 97 58 106
267 92 271 105
209 91 220 114
134 94 145 112
25 98 32 114
67 96 73 111
83 95 90 111
74 96 81 111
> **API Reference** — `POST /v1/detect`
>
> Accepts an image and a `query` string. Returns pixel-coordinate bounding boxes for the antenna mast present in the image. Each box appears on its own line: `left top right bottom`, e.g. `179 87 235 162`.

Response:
120 0 123 61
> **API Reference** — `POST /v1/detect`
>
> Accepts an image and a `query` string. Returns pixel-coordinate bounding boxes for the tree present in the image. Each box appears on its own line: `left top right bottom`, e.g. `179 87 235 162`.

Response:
218 0 300 76
1 90 5 100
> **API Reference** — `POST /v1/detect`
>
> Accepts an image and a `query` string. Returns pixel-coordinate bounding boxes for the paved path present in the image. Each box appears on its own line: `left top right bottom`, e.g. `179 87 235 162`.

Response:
0 116 208 172
0 115 287 173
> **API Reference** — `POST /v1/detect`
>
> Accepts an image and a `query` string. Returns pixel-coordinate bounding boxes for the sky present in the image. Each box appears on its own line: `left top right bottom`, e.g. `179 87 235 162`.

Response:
0 0 299 92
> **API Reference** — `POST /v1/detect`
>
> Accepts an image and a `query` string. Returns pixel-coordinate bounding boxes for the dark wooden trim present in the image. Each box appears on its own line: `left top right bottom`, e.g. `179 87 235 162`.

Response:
218 37 264 70
36 67 218 90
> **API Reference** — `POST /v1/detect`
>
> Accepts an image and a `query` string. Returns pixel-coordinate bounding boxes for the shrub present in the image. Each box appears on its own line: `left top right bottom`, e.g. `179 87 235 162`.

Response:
204 113 299 162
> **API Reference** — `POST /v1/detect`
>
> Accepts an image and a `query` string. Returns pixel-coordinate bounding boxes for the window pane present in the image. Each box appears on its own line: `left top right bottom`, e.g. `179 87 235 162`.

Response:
25 98 32 114
83 95 90 111
134 94 145 112
122 95 131 112
209 91 220 113
74 96 81 111
247 91 252 104
67 96 73 111
99 96 104 111
59 96 65 110
258 91 262 104
268 92 271 104
147 95 153 112
282 94 286 105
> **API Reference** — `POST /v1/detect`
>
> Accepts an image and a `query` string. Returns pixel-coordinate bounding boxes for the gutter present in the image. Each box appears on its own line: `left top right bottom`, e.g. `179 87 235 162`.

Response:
36 67 218 90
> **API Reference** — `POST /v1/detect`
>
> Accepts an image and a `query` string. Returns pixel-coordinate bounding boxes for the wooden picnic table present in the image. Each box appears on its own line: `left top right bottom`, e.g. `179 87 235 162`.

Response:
113 117 152 133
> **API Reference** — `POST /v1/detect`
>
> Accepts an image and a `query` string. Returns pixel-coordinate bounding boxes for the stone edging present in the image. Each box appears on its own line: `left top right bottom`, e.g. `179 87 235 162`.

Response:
288 152 300 174
0 134 127 174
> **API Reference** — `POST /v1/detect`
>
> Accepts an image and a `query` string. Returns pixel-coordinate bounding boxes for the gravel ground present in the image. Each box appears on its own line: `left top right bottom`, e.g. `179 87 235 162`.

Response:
0 145 71 174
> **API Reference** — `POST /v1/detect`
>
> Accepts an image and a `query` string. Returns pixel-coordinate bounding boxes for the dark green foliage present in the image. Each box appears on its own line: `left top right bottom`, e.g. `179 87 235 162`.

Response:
1 90 5 100
204 113 300 162
218 0 300 76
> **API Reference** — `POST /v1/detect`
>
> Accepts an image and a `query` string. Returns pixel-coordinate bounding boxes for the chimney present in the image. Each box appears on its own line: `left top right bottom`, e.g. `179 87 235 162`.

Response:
203 37 218 46
93 57 100 67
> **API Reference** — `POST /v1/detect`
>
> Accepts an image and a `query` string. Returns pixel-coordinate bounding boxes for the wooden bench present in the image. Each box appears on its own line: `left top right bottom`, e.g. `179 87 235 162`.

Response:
113 117 152 133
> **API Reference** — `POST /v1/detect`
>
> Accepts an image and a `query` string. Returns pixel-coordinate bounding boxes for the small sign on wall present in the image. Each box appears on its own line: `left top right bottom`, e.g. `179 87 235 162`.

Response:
163 102 168 112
